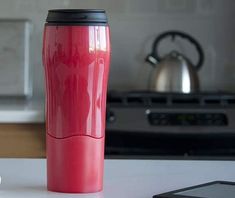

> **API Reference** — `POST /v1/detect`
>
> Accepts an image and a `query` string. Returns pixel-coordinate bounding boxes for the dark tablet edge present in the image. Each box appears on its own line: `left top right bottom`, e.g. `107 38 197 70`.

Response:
153 181 235 198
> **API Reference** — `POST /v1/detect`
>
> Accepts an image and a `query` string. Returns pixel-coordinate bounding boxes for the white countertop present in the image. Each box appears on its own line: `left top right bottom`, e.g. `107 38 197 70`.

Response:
0 99 44 123
1 159 235 198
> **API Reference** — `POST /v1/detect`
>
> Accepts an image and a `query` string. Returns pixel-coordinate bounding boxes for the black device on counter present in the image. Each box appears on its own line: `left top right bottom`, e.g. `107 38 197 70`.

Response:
153 181 235 198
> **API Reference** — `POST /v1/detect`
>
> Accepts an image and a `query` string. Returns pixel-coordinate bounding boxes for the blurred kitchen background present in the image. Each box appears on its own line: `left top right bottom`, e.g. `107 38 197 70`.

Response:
1 0 235 96
1 0 235 158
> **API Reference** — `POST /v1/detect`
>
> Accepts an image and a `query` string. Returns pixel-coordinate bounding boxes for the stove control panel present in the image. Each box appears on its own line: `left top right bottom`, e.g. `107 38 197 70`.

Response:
148 113 228 126
106 91 235 134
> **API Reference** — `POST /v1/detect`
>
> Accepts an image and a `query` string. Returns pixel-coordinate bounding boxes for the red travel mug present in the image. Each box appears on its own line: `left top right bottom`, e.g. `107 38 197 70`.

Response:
42 9 110 193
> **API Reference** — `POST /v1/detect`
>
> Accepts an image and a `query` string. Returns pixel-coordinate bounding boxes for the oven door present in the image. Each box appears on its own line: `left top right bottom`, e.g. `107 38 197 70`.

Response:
105 130 235 159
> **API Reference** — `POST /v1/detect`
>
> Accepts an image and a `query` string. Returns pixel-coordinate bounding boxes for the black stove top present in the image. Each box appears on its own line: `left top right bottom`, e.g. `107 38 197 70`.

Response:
107 90 235 107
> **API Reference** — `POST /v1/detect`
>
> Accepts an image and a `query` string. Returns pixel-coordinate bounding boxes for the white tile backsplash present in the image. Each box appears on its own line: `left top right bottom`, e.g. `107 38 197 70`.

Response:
0 0 234 99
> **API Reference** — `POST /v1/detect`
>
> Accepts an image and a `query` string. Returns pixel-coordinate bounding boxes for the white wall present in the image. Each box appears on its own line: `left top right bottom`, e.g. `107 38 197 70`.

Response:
0 0 234 99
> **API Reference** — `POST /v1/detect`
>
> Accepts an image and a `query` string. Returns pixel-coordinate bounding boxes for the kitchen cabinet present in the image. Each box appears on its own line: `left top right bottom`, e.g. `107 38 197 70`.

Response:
0 124 45 158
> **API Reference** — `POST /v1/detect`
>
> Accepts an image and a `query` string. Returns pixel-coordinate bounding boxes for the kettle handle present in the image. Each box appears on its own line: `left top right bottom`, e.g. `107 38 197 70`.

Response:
146 31 204 70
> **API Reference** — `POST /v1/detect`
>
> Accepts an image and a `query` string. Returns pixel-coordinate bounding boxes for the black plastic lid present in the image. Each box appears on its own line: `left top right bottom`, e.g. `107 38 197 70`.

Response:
46 9 108 25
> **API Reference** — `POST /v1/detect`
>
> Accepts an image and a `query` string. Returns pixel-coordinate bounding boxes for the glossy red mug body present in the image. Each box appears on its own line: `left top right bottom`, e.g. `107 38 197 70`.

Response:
42 9 110 193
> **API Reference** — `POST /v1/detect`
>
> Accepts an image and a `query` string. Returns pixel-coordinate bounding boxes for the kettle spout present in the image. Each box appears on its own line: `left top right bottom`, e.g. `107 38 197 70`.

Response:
145 54 158 66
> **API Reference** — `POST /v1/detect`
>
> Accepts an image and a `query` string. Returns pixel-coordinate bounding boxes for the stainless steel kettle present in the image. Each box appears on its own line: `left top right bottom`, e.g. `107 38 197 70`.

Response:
146 31 204 93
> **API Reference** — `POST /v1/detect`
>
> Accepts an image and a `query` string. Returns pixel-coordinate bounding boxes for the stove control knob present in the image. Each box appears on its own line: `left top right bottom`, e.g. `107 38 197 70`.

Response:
106 109 116 123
